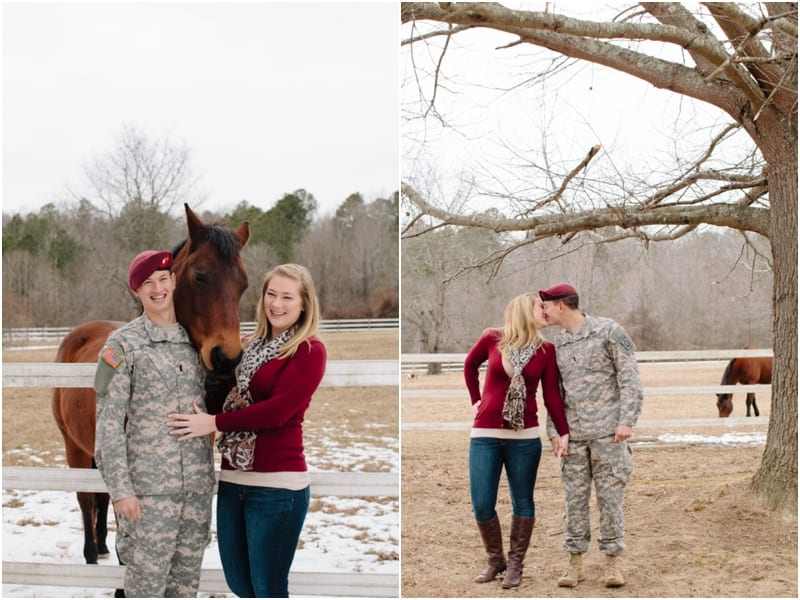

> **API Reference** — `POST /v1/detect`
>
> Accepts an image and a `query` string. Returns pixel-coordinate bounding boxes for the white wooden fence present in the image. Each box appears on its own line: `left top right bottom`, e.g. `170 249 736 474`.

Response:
402 348 774 396
2 360 399 597
402 349 774 404
3 318 398 344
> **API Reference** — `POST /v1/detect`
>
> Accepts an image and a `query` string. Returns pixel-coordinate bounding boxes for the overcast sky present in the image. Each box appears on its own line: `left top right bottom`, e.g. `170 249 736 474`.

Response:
2 2 399 218
401 3 746 216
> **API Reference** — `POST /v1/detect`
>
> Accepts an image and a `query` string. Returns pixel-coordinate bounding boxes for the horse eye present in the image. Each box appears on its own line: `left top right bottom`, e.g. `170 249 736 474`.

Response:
195 272 207 283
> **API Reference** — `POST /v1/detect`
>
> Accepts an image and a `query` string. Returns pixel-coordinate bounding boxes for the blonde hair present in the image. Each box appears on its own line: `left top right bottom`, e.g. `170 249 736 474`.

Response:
497 292 544 358
250 263 321 359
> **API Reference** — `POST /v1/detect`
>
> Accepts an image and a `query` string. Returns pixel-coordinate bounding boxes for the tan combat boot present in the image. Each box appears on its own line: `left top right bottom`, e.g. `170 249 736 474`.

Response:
603 554 625 587
557 552 585 587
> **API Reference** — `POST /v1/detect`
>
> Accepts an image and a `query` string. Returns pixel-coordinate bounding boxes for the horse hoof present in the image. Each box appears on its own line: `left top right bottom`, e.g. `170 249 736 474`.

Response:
98 551 110 558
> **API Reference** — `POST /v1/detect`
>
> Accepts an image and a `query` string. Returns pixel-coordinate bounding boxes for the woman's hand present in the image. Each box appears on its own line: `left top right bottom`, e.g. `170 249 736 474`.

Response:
168 399 217 440
472 400 481 417
551 434 569 458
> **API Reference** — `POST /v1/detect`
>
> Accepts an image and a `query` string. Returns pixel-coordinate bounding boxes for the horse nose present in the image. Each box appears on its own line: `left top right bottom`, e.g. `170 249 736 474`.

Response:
210 345 243 377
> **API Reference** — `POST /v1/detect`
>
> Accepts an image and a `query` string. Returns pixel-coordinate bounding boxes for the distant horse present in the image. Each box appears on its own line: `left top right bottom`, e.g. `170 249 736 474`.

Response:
716 349 772 418
51 204 249 566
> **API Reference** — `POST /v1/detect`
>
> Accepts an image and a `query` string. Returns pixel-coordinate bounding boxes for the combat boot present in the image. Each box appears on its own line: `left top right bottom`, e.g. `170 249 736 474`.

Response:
557 552 585 587
474 516 507 583
502 515 535 588
603 554 625 587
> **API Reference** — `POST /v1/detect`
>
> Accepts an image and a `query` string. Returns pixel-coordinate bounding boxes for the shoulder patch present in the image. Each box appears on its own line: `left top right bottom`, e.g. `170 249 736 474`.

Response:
101 346 123 369
95 345 125 395
611 328 635 353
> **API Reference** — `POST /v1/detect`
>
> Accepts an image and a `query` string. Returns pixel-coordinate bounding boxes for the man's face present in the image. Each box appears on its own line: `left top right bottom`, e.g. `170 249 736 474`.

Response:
135 270 176 316
540 299 561 325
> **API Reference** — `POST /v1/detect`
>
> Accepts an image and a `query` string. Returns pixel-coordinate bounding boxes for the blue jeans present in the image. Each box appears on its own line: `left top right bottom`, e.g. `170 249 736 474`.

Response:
216 481 310 598
469 436 542 522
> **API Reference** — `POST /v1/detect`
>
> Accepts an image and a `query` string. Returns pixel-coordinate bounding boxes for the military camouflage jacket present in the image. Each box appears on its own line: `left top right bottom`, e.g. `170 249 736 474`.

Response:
94 315 215 501
546 315 643 441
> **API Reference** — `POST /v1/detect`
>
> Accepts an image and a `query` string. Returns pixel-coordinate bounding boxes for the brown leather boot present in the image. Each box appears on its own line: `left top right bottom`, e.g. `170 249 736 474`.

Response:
474 516 507 583
501 515 535 589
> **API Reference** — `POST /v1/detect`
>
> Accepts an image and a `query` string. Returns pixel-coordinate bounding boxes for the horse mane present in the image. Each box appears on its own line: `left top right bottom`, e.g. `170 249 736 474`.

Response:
171 223 242 260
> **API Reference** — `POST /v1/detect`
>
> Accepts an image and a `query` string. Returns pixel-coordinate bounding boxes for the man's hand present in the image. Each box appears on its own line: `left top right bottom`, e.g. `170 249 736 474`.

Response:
114 496 142 520
614 424 633 443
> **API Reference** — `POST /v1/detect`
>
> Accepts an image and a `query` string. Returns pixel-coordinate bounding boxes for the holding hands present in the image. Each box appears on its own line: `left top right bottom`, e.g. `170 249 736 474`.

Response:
550 433 569 458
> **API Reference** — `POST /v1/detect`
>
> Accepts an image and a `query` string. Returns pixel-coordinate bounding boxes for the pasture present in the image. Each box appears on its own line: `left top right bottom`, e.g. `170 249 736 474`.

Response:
2 330 398 597
401 362 797 598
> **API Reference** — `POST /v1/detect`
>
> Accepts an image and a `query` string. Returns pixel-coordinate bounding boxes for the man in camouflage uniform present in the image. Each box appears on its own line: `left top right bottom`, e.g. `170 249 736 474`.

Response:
94 250 215 597
540 283 643 589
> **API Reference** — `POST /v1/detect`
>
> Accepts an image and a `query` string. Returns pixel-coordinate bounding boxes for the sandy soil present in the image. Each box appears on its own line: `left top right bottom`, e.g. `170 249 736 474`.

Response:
400 364 796 598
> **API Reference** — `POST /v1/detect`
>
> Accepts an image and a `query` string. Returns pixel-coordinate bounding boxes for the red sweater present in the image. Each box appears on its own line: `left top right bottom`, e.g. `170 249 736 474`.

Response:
215 337 326 473
464 329 569 435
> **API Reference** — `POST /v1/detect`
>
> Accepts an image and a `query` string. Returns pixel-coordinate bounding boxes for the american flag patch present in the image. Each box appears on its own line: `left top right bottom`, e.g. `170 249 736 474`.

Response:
101 347 123 369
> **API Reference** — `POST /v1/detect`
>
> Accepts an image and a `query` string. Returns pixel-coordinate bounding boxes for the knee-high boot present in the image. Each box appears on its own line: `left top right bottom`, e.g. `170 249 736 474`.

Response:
474 516 507 583
502 515 535 589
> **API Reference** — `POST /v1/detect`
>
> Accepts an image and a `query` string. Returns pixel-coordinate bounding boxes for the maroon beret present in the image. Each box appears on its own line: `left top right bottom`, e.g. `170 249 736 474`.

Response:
128 250 172 291
539 283 578 301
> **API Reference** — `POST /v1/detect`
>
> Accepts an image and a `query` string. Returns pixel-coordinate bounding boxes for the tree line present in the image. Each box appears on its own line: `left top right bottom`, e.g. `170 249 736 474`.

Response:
402 224 772 354
2 190 398 327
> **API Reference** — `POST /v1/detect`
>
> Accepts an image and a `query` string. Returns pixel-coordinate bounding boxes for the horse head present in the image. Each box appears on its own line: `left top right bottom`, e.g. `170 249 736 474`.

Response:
171 204 250 382
716 393 733 418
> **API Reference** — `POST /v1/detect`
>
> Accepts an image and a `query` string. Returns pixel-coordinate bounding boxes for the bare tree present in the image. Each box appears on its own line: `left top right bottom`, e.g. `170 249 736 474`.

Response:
402 3 796 511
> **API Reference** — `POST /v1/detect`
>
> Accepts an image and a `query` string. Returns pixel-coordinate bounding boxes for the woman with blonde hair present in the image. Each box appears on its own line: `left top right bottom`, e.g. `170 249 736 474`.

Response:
169 263 326 597
464 292 569 589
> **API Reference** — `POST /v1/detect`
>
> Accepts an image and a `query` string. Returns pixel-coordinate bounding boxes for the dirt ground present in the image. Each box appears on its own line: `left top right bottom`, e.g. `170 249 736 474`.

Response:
401 365 797 598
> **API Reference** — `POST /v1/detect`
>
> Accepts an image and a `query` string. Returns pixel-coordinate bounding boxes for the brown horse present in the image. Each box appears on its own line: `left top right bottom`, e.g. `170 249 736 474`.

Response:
51 204 249 566
716 349 772 418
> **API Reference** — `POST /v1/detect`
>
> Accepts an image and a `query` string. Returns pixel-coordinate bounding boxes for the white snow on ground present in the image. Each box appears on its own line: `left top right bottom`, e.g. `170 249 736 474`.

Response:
3 431 399 598
657 431 767 446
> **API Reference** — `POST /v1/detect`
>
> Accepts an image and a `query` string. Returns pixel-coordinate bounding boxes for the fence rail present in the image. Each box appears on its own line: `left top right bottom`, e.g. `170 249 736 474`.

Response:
2 361 399 597
2 562 394 597
3 360 398 388
401 348 774 374
2 318 398 344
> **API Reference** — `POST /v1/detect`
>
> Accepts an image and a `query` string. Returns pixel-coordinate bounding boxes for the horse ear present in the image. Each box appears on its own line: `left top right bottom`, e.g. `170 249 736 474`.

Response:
185 203 206 241
234 221 250 249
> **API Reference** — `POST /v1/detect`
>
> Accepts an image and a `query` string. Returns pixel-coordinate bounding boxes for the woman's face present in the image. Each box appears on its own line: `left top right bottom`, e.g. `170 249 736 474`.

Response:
264 274 304 338
532 298 548 329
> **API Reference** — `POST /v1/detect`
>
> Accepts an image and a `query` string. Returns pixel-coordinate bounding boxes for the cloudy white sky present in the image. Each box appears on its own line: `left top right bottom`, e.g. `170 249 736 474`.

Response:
2 2 399 218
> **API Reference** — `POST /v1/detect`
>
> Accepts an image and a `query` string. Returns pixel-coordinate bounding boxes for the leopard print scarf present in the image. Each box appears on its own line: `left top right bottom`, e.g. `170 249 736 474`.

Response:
216 325 297 470
502 345 536 430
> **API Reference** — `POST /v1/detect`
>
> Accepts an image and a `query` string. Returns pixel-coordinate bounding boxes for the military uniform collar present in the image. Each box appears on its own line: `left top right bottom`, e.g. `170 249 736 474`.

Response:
561 313 594 339
141 314 189 343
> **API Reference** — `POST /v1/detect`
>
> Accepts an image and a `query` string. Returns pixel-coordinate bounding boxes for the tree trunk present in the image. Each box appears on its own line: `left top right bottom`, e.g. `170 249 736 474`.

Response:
751 138 798 513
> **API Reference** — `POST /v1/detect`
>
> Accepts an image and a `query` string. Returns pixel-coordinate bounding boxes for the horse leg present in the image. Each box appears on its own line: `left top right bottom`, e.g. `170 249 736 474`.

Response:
747 393 760 417
77 492 99 564
95 492 111 556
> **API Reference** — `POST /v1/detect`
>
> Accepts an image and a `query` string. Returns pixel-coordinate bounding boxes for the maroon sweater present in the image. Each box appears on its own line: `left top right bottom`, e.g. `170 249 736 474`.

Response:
214 337 326 473
464 329 569 435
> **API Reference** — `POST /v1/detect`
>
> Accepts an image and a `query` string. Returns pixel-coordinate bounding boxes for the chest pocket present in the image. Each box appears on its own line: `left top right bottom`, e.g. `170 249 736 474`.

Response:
561 337 610 376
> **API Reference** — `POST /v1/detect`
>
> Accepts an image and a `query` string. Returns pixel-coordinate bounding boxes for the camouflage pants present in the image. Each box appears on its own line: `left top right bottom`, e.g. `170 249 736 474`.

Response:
560 436 633 556
116 492 212 597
